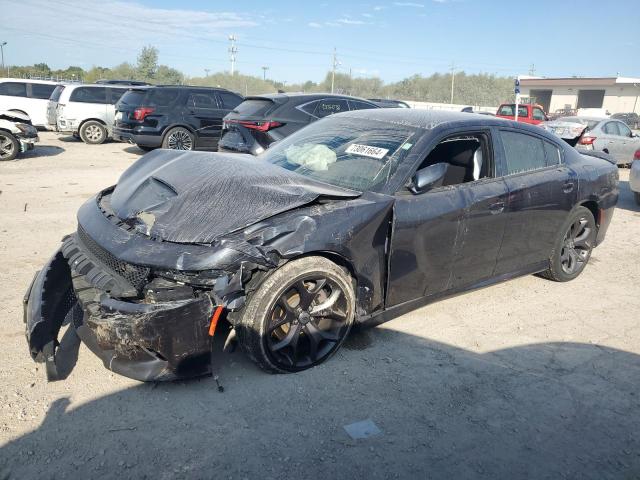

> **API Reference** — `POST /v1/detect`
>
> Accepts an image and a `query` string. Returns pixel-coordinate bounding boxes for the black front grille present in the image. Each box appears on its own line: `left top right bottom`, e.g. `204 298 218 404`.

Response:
77 225 150 291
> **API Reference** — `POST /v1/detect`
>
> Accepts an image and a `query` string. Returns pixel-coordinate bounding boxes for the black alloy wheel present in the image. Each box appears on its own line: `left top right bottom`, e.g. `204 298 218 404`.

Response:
266 276 350 370
235 256 355 373
542 206 596 282
559 216 593 275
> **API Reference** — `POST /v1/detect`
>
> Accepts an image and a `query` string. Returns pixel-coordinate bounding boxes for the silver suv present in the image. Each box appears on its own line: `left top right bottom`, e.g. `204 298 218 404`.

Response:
47 84 129 144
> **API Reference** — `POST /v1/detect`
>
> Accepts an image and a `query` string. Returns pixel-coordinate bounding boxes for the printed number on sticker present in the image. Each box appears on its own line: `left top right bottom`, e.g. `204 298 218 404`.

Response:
345 144 389 160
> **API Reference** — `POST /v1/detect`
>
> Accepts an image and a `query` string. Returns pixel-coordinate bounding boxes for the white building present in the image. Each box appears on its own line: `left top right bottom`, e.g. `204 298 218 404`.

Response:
519 76 640 115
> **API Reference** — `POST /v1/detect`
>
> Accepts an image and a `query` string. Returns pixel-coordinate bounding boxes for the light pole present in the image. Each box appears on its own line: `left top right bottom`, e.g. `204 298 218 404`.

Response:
0 42 6 77
261 66 269 81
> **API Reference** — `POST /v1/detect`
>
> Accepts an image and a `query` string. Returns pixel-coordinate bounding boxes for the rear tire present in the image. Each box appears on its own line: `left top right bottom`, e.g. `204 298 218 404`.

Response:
162 127 195 150
236 257 356 373
541 206 596 282
0 132 19 161
79 121 107 145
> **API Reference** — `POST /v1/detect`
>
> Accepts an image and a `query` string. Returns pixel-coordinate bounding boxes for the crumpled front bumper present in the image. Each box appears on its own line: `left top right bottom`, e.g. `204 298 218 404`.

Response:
24 246 215 382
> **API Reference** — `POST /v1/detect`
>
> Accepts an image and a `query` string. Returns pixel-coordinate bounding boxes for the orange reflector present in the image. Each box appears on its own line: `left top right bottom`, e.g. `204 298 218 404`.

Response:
208 306 224 337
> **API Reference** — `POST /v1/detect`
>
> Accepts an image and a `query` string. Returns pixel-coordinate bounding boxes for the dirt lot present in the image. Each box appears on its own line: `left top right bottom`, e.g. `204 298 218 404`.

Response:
1 132 639 479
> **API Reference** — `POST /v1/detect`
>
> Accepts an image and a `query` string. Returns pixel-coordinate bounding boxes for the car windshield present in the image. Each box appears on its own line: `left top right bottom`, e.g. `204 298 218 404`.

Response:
260 116 421 191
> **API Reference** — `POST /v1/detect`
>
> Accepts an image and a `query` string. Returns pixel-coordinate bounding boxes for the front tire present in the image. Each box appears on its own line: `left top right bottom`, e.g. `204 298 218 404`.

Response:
79 121 107 145
0 132 19 161
236 257 356 373
162 127 195 150
542 206 596 282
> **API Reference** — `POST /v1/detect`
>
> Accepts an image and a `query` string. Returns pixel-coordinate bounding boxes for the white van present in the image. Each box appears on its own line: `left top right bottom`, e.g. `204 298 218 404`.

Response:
0 79 59 128
47 84 129 144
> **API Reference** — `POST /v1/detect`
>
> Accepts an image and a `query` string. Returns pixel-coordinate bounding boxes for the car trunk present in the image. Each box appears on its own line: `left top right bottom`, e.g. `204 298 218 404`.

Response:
114 88 149 128
221 97 281 153
46 85 65 128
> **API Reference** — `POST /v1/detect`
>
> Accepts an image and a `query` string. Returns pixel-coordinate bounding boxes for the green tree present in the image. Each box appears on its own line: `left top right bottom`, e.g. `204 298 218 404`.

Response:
137 46 158 80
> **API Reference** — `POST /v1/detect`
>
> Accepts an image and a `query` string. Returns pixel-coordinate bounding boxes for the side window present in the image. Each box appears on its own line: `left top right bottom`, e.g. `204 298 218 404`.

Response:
543 141 561 166
518 106 529 117
314 99 349 118
0 82 27 97
218 91 242 109
30 84 56 100
617 122 632 138
500 131 547 175
532 108 546 121
187 91 218 109
108 88 127 104
603 122 620 136
298 100 319 116
147 88 180 107
416 133 491 187
69 87 108 104
348 100 376 111
498 105 514 116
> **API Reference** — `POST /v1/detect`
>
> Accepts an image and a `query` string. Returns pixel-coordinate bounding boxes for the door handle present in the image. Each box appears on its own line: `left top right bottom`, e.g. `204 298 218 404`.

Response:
562 181 575 193
489 201 505 214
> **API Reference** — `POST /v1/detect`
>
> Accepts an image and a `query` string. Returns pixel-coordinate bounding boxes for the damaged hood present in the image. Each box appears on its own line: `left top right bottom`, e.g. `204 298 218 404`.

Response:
109 149 360 244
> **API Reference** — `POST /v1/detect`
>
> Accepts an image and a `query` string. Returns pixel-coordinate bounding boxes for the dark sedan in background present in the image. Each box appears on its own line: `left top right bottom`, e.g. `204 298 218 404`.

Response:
218 93 378 155
24 110 618 382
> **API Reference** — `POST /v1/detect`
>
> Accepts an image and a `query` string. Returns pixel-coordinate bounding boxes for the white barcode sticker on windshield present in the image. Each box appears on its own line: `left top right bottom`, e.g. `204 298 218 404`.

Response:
345 144 389 159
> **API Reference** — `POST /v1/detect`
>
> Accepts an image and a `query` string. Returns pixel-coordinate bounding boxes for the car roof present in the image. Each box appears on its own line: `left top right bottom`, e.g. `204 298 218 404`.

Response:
0 78 59 85
337 108 557 135
248 92 375 103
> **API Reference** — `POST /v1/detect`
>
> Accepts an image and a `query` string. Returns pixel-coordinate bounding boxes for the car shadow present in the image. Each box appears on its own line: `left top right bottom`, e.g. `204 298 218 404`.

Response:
617 180 639 212
18 145 65 159
1 326 639 479
122 145 150 155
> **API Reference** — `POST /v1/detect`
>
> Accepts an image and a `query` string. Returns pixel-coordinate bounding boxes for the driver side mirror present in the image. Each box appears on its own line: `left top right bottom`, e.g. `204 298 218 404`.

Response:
408 162 449 194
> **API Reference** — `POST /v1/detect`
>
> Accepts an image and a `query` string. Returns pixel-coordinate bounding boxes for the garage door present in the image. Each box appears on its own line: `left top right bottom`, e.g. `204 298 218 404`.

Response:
577 90 605 109
530 89 552 112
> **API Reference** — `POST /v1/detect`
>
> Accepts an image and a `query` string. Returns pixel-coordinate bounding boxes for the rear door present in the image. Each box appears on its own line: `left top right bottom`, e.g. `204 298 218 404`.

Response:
493 129 576 275
185 89 224 147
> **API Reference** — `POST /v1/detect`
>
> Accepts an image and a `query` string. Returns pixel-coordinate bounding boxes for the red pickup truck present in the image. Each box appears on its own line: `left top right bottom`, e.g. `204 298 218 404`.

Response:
496 103 548 125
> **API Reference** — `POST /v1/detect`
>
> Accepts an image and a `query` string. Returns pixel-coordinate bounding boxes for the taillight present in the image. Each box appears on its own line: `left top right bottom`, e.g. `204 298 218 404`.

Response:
228 120 283 132
579 136 596 145
634 149 640 160
133 107 155 121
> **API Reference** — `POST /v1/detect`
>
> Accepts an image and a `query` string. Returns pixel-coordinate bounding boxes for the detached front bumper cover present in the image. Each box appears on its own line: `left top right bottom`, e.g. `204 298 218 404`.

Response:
24 245 215 382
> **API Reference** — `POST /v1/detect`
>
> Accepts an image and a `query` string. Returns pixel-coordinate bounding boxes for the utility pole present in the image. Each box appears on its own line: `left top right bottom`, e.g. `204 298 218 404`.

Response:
331 48 340 94
528 63 536 76
228 35 237 75
0 42 6 77
261 66 269 81
450 62 456 104
204 68 210 77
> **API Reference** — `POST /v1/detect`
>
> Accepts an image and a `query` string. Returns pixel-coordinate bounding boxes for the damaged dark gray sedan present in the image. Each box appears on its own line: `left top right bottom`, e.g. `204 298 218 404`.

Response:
24 110 619 381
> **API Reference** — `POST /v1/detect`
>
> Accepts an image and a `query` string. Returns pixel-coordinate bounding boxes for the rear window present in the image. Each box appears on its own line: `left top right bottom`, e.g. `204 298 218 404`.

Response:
30 83 57 100
116 89 147 107
0 82 27 97
69 87 108 104
218 91 243 109
234 98 274 116
498 105 528 117
50 85 65 102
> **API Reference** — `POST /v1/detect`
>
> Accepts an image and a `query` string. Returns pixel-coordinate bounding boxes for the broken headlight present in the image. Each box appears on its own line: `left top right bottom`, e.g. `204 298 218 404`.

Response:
15 123 37 136
153 269 224 287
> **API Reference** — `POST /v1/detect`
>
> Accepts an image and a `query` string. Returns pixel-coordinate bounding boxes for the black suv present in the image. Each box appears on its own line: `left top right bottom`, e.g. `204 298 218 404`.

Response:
218 93 379 155
113 86 243 151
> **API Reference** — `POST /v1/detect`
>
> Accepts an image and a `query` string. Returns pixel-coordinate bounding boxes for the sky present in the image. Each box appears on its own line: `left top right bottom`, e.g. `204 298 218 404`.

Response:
3 0 639 83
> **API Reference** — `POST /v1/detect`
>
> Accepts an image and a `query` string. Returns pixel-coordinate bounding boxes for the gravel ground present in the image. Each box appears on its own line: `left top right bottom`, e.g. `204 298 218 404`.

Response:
1 132 639 480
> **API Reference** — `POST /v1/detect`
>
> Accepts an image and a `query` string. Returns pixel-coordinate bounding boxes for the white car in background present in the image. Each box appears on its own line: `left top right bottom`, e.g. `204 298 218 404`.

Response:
0 79 59 128
47 84 129 144
0 110 39 161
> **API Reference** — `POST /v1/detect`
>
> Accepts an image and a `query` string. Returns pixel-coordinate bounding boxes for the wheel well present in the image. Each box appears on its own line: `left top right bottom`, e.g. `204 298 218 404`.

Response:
162 125 197 140
79 118 107 130
580 200 599 226
294 251 357 282
8 109 28 116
